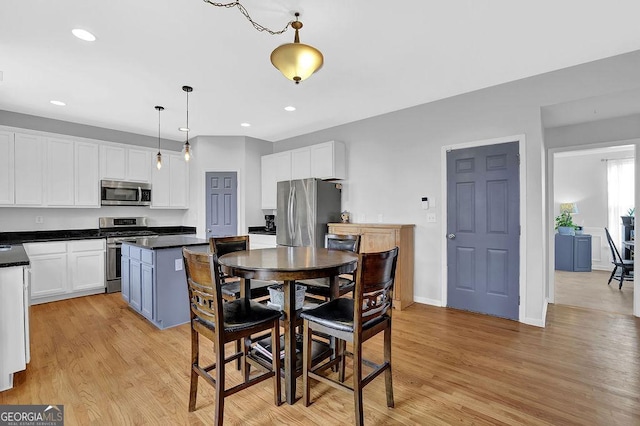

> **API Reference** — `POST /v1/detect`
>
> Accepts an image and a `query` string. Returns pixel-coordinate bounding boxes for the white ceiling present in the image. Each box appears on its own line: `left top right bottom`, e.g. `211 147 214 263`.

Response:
1 0 640 142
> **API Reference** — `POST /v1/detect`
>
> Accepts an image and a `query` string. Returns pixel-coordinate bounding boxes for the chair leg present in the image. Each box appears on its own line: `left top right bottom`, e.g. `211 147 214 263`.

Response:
383 324 394 408
271 322 282 406
338 339 346 383
302 320 313 407
608 266 617 285
241 337 250 383
214 341 225 426
619 267 627 290
235 339 242 370
353 341 364 426
188 328 199 412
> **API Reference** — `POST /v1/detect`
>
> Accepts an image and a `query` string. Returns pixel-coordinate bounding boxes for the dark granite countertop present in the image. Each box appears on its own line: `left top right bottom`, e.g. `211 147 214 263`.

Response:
0 244 30 268
248 226 276 236
0 226 196 244
122 235 209 250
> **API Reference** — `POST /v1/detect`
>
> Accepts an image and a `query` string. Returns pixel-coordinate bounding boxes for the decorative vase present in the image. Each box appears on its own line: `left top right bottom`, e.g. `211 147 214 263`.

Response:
558 226 574 236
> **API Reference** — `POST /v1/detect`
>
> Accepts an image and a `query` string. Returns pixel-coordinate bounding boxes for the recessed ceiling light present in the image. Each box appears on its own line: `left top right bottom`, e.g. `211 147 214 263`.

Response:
50 100 66 106
179 127 190 132
284 106 296 112
240 122 251 127
72 28 96 42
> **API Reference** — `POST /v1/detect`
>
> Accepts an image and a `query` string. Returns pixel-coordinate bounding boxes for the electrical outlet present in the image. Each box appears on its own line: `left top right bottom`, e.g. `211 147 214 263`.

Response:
35 216 44 224
175 258 183 271
427 213 437 223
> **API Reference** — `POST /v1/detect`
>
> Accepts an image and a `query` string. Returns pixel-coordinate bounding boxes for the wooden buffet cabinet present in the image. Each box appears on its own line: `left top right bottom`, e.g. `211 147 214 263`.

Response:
328 223 415 310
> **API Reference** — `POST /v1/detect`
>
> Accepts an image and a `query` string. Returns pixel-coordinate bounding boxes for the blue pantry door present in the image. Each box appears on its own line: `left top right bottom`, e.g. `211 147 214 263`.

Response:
446 142 520 320
205 172 238 238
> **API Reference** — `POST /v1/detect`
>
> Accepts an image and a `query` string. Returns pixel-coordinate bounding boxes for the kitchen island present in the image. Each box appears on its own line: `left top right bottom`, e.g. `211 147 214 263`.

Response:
121 235 208 329
0 244 30 391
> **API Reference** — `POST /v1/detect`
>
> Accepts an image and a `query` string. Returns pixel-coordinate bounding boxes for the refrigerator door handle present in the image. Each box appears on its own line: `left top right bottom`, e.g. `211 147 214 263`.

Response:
290 184 297 242
288 184 295 241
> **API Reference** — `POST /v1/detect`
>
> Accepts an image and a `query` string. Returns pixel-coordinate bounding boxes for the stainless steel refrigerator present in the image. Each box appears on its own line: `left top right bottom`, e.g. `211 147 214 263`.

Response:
276 178 342 247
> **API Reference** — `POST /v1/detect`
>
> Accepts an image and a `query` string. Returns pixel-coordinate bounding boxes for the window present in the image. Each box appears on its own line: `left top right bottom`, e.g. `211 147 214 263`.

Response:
607 158 635 246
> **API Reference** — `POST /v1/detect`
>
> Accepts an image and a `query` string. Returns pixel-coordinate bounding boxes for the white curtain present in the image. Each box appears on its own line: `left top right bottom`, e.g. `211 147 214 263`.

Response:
607 158 635 247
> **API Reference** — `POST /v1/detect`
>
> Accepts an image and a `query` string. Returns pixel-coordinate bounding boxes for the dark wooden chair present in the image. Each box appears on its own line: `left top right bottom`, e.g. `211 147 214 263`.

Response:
300 233 361 299
182 248 281 425
604 227 634 289
209 235 271 301
300 247 399 426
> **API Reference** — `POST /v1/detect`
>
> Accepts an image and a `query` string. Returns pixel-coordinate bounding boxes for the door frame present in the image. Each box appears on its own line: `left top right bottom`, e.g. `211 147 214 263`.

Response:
546 139 638 317
440 134 528 323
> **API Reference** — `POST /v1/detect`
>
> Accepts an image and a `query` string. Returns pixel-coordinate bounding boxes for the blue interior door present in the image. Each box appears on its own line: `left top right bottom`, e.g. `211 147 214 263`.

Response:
446 142 520 320
205 172 237 239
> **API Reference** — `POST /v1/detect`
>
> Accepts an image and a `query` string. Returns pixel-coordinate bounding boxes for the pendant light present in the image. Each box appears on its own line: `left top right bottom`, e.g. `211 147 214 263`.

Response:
182 85 193 162
155 105 164 170
270 13 323 84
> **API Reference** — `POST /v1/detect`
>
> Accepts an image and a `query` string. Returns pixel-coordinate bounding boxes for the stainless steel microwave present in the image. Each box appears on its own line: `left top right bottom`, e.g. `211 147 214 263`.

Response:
100 180 151 206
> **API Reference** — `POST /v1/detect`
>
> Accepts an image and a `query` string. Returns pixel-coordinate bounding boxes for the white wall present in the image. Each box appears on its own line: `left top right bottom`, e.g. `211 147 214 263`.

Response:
274 50 640 326
185 135 272 237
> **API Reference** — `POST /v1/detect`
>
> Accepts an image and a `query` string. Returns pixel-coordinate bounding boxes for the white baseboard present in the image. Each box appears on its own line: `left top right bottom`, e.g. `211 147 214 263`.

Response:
412 296 442 307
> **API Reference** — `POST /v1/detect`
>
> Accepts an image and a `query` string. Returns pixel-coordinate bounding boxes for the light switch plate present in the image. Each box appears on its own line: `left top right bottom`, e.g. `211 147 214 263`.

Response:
175 258 183 271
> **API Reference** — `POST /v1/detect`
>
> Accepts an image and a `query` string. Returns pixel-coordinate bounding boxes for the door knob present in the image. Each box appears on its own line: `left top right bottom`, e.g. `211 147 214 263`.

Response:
447 233 456 240
207 229 211 233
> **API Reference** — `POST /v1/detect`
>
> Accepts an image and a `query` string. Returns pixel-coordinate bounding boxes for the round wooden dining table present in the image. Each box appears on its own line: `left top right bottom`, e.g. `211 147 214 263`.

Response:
218 246 358 405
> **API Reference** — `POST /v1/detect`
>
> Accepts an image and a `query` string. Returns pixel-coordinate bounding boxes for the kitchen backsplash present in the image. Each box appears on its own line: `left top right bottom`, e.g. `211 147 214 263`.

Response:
0 207 190 232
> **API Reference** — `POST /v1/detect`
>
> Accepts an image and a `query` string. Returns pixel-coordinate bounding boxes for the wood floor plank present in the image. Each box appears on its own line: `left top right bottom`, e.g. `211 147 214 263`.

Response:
1 293 639 425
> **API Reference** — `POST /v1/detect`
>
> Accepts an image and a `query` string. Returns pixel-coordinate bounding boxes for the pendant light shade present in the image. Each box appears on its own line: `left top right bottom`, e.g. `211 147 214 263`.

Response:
155 105 164 170
182 85 193 162
270 14 323 84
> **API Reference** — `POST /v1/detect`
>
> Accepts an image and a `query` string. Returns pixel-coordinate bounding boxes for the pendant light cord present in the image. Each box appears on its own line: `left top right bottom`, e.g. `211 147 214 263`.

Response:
203 0 294 35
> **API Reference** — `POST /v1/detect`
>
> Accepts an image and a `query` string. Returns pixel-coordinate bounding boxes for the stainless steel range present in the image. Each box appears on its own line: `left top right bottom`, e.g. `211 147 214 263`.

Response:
99 217 158 293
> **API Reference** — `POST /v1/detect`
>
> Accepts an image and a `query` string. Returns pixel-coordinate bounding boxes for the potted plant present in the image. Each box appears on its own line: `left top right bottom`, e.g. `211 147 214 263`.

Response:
555 211 576 235
622 208 635 226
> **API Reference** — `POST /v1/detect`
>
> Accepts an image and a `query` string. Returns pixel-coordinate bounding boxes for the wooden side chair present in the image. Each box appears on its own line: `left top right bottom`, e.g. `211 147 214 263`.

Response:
300 247 399 426
300 233 361 300
209 235 271 301
182 248 281 425
604 227 634 289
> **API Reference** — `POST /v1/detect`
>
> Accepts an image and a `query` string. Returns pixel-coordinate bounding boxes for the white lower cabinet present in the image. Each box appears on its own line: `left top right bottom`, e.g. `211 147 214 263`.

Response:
24 239 105 304
0 266 28 391
249 234 277 249
68 240 105 291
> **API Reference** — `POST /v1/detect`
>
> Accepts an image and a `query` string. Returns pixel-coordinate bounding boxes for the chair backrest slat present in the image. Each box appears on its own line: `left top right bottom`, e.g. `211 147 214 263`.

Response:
604 227 624 263
353 247 398 331
183 248 224 331
209 235 250 281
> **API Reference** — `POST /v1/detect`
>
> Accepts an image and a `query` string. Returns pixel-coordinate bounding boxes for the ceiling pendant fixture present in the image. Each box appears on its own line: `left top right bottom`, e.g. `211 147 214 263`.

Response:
182 85 193 162
203 1 323 84
270 13 323 84
155 105 164 170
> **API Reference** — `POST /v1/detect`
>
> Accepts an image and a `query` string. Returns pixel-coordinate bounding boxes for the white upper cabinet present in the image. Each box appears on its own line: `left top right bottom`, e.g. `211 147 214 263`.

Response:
151 153 188 209
46 138 75 206
0 132 15 205
127 148 151 182
14 133 44 205
311 141 346 180
100 145 126 180
46 138 100 208
100 145 151 183
290 147 311 179
261 151 292 210
75 142 100 207
261 142 346 209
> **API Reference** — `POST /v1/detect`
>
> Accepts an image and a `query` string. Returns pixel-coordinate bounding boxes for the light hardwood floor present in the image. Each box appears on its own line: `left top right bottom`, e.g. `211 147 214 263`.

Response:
555 270 634 315
2 294 639 425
